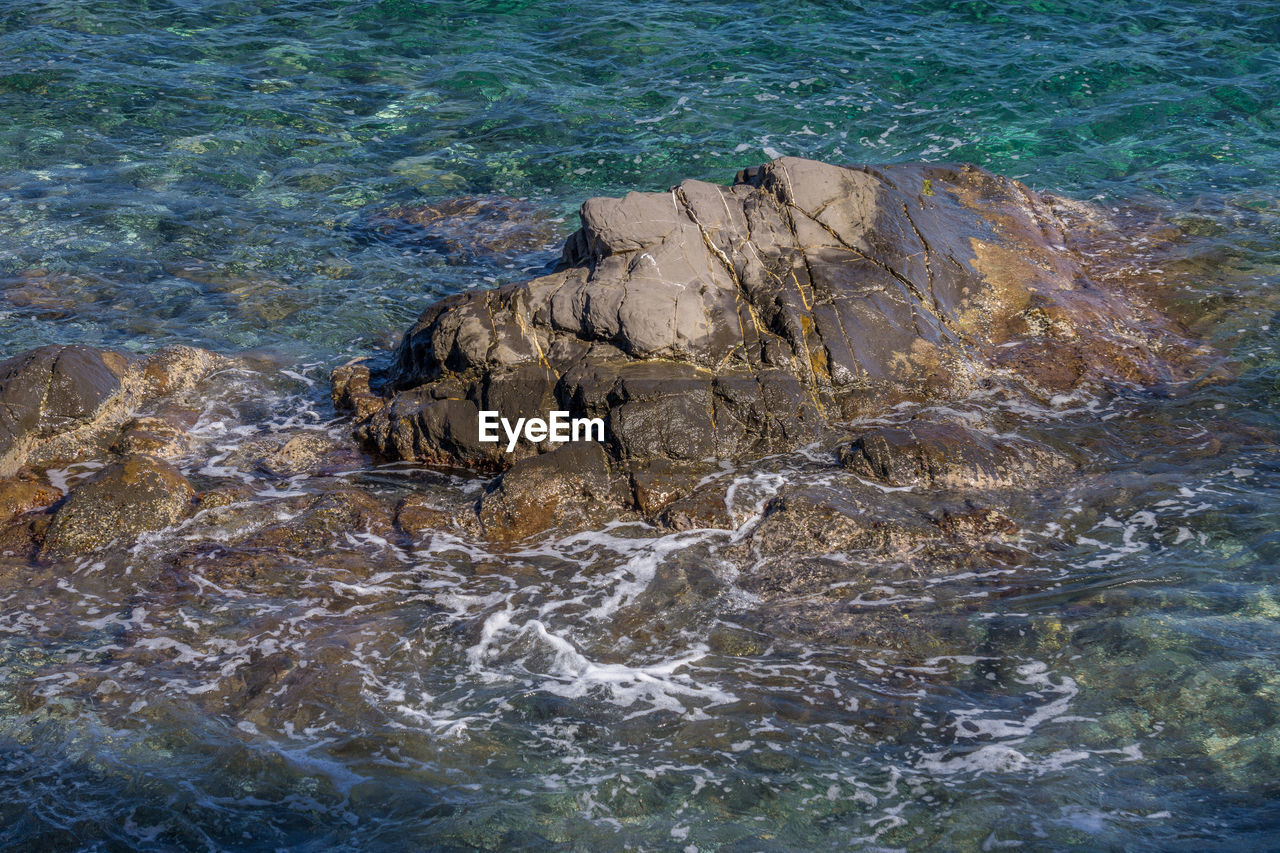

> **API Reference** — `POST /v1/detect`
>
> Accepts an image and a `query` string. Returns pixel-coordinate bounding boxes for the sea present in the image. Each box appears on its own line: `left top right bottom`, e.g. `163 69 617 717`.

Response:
2 1 1280 849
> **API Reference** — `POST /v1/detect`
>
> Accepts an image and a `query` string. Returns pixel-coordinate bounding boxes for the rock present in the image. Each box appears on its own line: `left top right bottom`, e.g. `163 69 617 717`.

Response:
159 488 400 591
41 455 196 559
356 195 561 263
1 268 90 320
936 504 1018 540
838 420 1073 489
0 343 223 477
197 483 256 511
113 416 189 459
0 476 59 522
244 488 395 555
176 489 403 594
658 483 734 531
476 442 625 541
221 431 361 479
141 345 223 396
629 459 709 518
340 157 1207 479
748 485 937 559
395 494 454 537
0 345 130 476
0 513 49 560
330 362 384 420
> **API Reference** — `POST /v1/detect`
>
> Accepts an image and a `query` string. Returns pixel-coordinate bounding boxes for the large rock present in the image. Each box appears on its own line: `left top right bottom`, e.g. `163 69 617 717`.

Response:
476 442 626 541
340 158 1205 484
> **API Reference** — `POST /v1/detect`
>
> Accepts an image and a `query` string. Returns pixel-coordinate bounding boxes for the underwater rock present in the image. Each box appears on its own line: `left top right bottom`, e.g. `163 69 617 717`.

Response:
838 419 1074 489
0 476 59 560
395 493 456 538
0 343 223 477
160 487 399 591
0 476 59 523
748 485 939 559
357 194 561 263
241 487 395 556
40 455 196 559
221 430 364 479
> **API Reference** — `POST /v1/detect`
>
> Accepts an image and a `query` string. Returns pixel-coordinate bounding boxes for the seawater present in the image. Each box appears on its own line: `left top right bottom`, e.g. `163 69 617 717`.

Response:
3 1 1280 849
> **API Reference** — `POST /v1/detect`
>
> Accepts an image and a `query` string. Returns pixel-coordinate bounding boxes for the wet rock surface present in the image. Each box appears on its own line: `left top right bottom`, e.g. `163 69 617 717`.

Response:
331 157 1214 539
839 419 1075 489
342 158 1208 484
0 343 221 478
477 442 628 541
40 455 196 559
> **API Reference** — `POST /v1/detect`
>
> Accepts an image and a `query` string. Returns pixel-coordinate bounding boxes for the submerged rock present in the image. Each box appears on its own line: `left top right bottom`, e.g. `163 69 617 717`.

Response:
341 158 1205 475
41 455 196 559
0 477 59 523
221 430 364 479
839 419 1074 489
356 194 561 263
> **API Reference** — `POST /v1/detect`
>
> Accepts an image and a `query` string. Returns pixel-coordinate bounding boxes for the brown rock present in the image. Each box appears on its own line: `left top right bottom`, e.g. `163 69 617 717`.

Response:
41 455 196 559
839 420 1073 489
0 477 59 522
658 483 734 531
245 488 394 555
477 442 624 541
936 505 1018 540
113 416 189 459
749 486 936 558
395 494 453 537
196 483 257 511
629 459 709 518
340 157 1207 477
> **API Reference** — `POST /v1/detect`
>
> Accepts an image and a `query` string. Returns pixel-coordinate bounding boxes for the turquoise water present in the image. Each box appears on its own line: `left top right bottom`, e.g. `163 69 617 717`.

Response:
3 1 1280 849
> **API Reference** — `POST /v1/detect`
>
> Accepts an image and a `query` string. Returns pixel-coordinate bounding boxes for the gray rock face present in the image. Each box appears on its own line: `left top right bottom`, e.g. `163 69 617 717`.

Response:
341 157 1204 484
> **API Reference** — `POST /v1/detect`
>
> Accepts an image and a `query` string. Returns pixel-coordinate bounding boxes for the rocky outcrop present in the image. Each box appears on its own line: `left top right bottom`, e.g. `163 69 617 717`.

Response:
334 157 1209 536
0 343 223 560
339 158 1205 475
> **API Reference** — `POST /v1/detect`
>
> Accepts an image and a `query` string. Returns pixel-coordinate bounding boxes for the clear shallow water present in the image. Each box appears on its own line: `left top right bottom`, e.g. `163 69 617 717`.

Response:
3 0 1280 849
